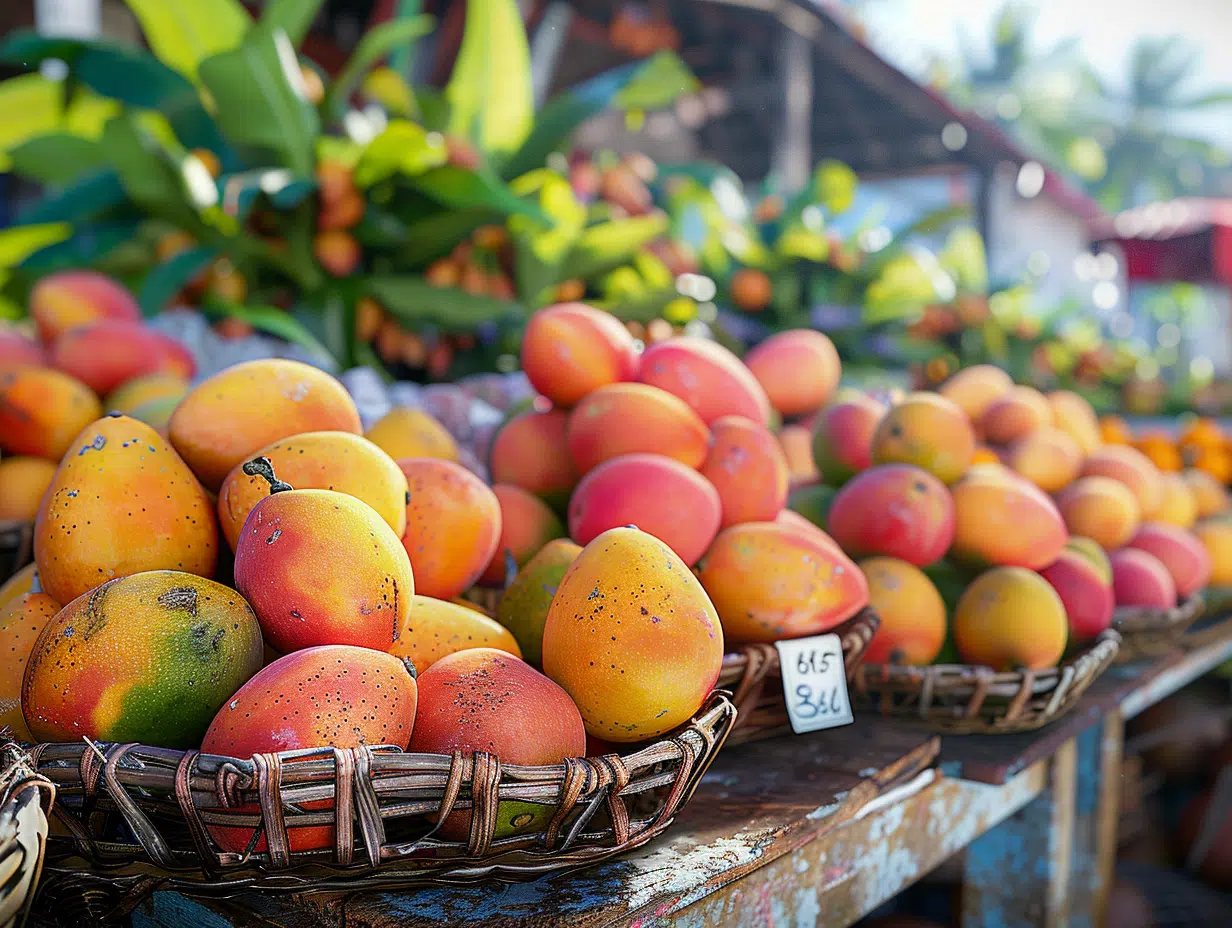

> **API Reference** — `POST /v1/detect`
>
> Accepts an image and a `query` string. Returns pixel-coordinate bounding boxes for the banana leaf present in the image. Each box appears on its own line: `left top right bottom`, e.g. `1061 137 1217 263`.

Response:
122 0 251 82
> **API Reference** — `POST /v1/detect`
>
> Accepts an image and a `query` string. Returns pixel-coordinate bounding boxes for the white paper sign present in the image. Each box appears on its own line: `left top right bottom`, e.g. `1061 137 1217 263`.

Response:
774 633 854 734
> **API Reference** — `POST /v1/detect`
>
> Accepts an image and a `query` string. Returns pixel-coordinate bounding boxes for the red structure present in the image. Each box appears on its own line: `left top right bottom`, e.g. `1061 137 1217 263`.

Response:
1096 200 1232 285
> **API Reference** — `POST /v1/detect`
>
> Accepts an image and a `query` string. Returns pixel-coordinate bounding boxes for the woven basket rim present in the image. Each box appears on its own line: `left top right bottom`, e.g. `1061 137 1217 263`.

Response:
1113 594 1206 634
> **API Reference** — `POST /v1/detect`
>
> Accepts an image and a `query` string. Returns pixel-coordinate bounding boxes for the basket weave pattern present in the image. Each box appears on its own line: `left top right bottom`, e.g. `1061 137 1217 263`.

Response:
1113 596 1206 663
850 630 1121 734
0 738 54 928
717 608 879 744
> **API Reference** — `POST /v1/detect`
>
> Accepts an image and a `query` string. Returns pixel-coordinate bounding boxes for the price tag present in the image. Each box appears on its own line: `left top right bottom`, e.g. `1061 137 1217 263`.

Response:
774 633 853 734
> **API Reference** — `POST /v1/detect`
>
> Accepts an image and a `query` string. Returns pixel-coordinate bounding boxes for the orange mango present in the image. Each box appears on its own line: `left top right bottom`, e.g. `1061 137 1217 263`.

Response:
1195 518 1232 587
700 416 790 528
1127 522 1212 599
1039 551 1114 641
0 457 57 521
566 382 711 473
1110 548 1177 610
478 484 565 587
950 468 1067 569
364 406 459 462
1056 477 1141 551
870 392 975 484
520 303 640 407
50 321 195 396
639 336 772 426
1082 445 1162 519
105 373 190 416
389 595 521 672
777 424 820 485
1152 473 1198 529
29 270 140 343
0 564 36 613
826 464 955 567
1006 428 1082 493
811 390 886 485
489 408 579 511
938 364 1012 423
0 329 46 369
979 386 1051 445
0 591 59 742
0 367 101 460
1047 390 1102 455
953 567 1068 670
1184 469 1229 519
859 557 947 665
743 330 841 419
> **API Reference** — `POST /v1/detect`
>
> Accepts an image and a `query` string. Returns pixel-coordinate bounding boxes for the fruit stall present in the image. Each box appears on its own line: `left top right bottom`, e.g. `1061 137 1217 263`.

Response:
4 1 1232 927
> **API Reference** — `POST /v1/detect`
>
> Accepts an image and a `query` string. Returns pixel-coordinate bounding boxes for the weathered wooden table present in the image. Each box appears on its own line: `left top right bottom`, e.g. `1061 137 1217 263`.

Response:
124 638 1232 928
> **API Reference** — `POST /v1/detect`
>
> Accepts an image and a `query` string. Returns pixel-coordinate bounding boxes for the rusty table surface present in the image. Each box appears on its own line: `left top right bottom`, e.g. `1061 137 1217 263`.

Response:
130 723 938 928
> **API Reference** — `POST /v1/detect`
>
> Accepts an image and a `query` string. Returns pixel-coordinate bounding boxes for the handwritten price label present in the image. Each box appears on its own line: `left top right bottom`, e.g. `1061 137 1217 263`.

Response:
774 633 853 734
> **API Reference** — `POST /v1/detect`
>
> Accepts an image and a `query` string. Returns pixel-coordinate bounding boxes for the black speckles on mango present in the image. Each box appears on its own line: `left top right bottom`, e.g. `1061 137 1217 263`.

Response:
158 586 199 616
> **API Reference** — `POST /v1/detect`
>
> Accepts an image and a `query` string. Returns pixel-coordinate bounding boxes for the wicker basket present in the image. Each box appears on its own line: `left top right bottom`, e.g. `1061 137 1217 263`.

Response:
0 738 55 928
716 608 880 744
27 694 735 920
1112 596 1206 663
850 630 1121 734
0 523 32 589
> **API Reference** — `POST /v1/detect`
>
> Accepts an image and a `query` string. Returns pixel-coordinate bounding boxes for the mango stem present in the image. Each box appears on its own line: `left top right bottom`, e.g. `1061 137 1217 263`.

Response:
242 456 294 494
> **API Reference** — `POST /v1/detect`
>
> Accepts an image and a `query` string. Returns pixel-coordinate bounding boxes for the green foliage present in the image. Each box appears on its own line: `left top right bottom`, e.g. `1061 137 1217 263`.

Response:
321 15 434 121
122 0 251 81
261 0 327 47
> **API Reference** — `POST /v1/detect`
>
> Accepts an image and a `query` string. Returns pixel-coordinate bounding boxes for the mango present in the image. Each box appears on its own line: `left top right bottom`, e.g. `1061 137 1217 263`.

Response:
777 424 819 485
398 458 501 600
50 321 195 396
811 391 886 485
1056 477 1141 551
950 468 1067 569
1110 548 1177 610
0 563 36 612
129 394 182 434
365 406 459 462
409 648 585 838
775 507 837 547
23 570 263 747
543 527 723 741
566 383 711 473
1081 445 1162 519
314 229 361 276
489 409 579 511
0 329 46 369
0 457 57 521
34 414 218 604
1152 473 1198 529
1006 428 1082 493
938 364 1013 423
520 303 639 408
870 392 975 484
1195 518 1232 587
1184 469 1229 519
169 359 362 491
1127 522 1212 599
0 592 59 742
217 431 408 550
567 453 721 567
859 557 947 665
698 522 868 643
638 336 772 426
952 567 1068 670
0 367 102 460
29 270 140 343
700 416 790 528
1065 536 1113 584
786 481 836 532
826 464 955 567
743 330 841 418
201 645 418 852
979 386 1051 445
496 539 582 666
478 484 564 587
234 465 413 653
1048 390 1102 455
1039 550 1114 641
390 595 521 672
105 373 190 416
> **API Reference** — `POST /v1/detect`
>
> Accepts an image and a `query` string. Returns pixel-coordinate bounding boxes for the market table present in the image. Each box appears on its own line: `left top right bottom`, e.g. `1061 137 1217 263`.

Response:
122 638 1232 928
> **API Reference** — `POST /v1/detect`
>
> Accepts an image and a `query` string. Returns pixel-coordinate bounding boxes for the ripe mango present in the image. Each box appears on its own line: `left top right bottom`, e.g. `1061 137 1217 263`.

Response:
950 468 1067 570
0 367 102 460
398 458 501 600
50 321 195 396
700 416 789 528
34 414 218 604
827 464 955 567
953 567 1068 670
697 522 868 643
169 359 362 491
390 595 521 672
1081 445 1162 519
478 484 565 587
1065 536 1113 584
777 424 819 485
365 407 459 462
29 270 140 343
1110 548 1177 610
1048 390 1102 455
521 303 640 408
0 563 36 612
496 539 581 667
871 392 975 485
0 329 46 369
979 386 1051 445
489 409 579 511
23 571 263 747
639 336 772 426
1006 428 1082 493
0 457 57 521
217 431 408 550
1127 522 1212 599
812 391 886 486
234 465 413 654
1195 518 1232 587
567 453 721 567
566 383 711 473
409 648 585 838
1057 476 1141 551
105 373 191 416
0 592 59 742
938 365 1012 423
1040 550 1114 641
743 330 841 419
1184 469 1229 519
542 527 724 741
201 645 418 852
1152 473 1198 529
859 557 947 665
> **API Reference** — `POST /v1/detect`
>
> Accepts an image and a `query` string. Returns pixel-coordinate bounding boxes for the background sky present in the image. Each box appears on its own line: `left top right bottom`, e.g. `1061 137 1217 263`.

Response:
850 0 1232 143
